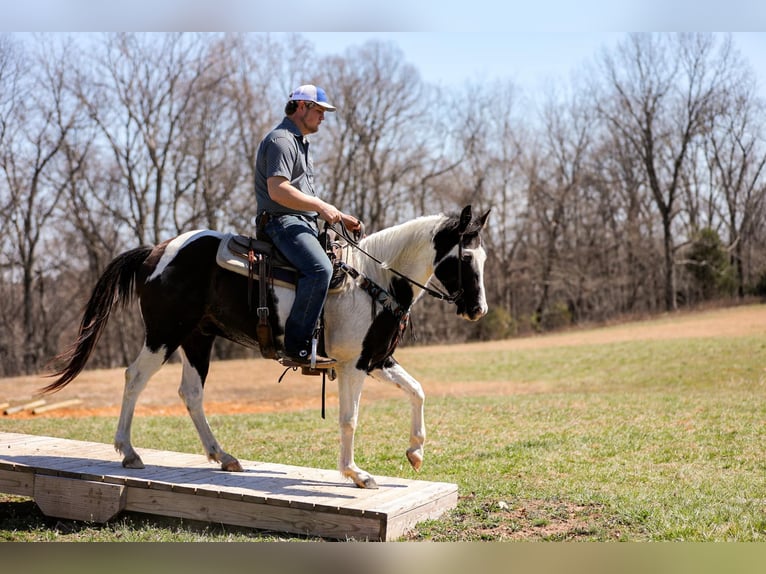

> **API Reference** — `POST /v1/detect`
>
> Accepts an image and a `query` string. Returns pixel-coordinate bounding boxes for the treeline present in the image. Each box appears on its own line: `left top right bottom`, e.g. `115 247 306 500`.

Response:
1 32 765 377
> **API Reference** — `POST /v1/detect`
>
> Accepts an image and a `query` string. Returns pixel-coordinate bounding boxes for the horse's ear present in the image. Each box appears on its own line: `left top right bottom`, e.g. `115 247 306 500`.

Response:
478 209 490 229
458 205 472 234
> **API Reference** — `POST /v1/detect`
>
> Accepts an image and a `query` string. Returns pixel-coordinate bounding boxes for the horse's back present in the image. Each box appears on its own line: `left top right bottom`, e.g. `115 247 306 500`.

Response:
145 230 224 283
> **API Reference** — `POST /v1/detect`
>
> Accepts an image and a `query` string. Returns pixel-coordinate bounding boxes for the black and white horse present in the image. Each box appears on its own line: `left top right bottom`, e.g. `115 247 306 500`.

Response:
44 205 490 488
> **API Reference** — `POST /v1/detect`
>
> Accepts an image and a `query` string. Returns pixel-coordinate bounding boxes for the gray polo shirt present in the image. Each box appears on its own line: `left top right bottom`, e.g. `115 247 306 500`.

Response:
255 117 317 218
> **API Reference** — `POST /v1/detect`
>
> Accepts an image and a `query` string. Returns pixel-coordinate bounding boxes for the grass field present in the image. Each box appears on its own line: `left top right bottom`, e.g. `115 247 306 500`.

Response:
1 305 765 541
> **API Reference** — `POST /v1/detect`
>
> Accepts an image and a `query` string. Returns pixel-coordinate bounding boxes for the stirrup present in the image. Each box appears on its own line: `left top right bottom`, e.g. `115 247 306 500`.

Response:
278 356 337 369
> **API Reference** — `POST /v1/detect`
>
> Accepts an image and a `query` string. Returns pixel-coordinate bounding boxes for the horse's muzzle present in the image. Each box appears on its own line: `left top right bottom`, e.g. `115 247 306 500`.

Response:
457 302 488 322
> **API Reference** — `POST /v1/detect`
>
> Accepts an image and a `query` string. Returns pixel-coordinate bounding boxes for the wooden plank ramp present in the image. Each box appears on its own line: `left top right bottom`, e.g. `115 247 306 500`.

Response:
0 432 457 540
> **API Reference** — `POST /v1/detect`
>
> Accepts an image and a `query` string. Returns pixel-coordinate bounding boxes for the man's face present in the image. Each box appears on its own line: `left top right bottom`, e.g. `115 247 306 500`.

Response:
295 102 326 135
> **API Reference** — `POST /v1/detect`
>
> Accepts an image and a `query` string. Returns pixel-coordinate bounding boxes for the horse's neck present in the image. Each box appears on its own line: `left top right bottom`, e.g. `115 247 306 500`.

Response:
351 215 444 293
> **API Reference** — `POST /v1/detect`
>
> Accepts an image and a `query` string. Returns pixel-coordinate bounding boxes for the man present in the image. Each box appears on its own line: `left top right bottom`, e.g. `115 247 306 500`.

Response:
255 84 360 368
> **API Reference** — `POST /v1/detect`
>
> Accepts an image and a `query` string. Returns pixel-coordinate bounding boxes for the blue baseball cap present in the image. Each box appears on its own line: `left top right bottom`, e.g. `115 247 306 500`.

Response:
288 84 336 112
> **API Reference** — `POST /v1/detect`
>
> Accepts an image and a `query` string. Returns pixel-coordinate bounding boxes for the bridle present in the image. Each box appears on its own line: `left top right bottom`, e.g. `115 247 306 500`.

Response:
326 221 466 306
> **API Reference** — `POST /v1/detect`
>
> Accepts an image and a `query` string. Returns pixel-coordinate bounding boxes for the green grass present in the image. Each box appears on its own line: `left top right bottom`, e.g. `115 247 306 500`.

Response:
2 334 765 541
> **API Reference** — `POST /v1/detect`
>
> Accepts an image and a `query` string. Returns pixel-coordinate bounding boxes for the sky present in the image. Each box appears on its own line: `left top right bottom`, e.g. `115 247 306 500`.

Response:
4 1 766 32
3 3 766 100
293 32 766 100
299 33 628 92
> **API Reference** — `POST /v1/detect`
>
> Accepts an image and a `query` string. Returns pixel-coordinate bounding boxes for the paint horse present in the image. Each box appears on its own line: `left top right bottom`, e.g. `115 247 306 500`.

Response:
44 205 490 488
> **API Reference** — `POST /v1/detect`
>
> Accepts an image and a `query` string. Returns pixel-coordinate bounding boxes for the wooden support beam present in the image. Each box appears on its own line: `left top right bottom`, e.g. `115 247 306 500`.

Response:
34 475 127 523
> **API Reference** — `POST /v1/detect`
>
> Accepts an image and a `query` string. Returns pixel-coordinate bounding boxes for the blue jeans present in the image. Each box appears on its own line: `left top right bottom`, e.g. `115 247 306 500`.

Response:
264 214 333 355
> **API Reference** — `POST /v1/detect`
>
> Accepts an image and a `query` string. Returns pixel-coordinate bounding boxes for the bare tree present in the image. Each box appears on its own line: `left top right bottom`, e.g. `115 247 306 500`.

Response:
596 33 733 311
0 34 24 375
590 121 662 313
321 40 437 229
77 33 229 245
0 35 85 373
222 33 313 232
705 74 766 297
443 79 526 335
519 82 597 328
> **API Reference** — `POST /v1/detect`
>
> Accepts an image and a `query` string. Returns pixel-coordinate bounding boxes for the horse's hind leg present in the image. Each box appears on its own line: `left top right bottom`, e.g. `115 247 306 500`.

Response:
179 334 243 472
114 345 165 468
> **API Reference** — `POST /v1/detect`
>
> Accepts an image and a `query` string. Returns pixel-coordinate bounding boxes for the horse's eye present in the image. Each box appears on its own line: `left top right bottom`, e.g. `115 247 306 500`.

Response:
462 252 473 262
462 234 480 250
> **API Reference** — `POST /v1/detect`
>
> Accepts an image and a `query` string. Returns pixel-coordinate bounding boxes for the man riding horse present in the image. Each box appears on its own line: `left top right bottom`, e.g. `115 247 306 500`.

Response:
255 84 361 369
43 86 491 489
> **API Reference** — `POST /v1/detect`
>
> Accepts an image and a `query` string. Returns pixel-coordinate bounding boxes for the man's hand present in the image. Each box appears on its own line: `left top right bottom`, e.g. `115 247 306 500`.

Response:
317 202 343 225
341 213 362 234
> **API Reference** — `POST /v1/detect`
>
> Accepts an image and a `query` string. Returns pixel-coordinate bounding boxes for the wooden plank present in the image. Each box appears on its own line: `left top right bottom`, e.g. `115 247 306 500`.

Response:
382 487 459 540
0 433 59 449
118 466 220 489
0 468 35 496
340 478 441 512
0 461 36 474
10 440 121 474
34 475 127 523
125 488 383 540
367 480 459 515
137 450 216 468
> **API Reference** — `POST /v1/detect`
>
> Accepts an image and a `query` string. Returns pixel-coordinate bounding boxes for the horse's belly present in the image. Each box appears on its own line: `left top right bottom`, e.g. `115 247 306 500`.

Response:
273 285 296 325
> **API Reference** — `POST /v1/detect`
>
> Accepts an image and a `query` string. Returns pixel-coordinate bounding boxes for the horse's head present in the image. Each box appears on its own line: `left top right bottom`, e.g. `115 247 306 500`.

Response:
433 205 491 321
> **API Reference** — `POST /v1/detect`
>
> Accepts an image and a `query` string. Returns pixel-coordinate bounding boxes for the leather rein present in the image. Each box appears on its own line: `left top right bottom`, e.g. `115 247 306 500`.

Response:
326 221 465 306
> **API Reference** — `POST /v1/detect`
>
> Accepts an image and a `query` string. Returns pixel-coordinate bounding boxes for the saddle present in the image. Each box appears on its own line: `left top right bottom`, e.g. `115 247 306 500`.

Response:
216 233 348 288
216 234 300 288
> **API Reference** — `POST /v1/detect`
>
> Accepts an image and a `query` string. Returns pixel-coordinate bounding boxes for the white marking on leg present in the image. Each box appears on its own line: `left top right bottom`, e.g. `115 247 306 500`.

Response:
369 362 426 470
337 365 377 488
178 349 241 471
147 229 222 282
114 345 165 468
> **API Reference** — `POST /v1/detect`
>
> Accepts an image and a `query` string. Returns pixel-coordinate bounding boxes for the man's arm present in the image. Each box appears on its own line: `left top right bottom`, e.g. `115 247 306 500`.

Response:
267 176 359 232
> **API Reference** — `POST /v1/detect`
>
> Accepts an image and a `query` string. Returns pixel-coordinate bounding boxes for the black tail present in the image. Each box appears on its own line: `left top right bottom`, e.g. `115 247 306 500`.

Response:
41 246 153 394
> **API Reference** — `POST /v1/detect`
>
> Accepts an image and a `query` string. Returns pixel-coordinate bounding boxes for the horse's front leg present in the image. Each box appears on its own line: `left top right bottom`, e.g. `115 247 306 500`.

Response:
337 366 378 489
369 358 425 471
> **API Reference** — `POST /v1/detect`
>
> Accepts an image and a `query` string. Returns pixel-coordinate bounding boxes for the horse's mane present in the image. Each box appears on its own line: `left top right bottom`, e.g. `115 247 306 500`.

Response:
353 214 447 281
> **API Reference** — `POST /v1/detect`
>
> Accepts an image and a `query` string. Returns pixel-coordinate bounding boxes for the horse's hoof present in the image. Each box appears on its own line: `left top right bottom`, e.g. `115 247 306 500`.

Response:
122 455 145 469
356 475 379 489
406 448 423 471
221 459 244 472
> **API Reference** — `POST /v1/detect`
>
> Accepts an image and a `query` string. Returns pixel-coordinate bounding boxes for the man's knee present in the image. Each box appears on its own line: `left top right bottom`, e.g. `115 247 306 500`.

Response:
298 261 332 294
309 257 333 283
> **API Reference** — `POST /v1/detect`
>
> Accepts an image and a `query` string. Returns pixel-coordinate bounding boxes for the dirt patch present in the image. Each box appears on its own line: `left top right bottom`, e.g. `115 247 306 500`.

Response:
402 494 611 541
2 304 765 419
474 498 606 541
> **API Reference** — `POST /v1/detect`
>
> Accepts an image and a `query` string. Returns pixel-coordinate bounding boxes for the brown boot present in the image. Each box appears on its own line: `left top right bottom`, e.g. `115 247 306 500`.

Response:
280 349 337 369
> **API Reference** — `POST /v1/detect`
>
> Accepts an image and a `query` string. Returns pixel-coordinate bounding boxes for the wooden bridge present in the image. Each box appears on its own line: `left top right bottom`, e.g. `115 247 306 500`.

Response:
0 431 457 541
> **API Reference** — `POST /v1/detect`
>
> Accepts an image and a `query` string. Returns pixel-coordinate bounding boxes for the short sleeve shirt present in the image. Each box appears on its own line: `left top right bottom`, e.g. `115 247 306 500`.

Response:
255 117 316 217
